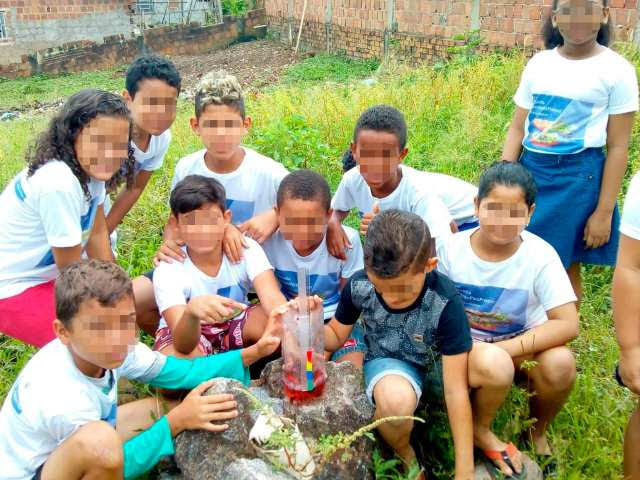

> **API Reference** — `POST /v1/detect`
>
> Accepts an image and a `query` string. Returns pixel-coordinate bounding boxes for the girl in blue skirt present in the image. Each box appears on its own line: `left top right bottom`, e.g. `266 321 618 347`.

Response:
502 0 638 303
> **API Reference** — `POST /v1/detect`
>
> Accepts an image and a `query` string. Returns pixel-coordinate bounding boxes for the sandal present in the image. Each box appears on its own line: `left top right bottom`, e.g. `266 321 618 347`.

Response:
479 442 527 479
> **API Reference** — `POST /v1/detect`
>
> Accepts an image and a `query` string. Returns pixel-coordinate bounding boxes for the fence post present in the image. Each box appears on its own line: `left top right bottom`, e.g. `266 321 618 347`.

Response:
325 0 333 52
383 0 397 60
471 0 480 30
288 0 294 45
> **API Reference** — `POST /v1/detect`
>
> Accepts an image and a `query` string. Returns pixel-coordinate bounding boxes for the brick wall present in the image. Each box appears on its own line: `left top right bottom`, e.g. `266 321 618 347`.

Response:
265 0 640 62
0 8 266 79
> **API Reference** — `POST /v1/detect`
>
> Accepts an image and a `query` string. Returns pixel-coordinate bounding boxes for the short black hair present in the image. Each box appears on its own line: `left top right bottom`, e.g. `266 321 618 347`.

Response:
56 260 133 328
277 169 331 211
342 149 357 173
542 0 612 48
477 161 537 207
125 54 182 98
353 105 408 150
364 209 432 278
170 175 227 216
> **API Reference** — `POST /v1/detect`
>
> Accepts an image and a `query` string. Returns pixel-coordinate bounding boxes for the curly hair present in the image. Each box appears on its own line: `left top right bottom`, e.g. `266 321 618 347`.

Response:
194 69 245 119
27 89 135 200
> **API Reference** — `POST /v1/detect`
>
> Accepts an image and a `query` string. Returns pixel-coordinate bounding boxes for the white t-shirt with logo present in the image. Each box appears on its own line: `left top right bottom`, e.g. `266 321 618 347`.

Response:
262 228 364 320
420 172 478 226
153 238 273 329
0 161 106 299
171 147 288 225
0 339 165 480
331 164 453 240
621 171 640 240
514 47 639 155
437 229 576 341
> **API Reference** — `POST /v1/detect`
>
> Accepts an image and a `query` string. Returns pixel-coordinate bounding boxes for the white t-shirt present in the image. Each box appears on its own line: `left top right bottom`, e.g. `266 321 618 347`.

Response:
153 238 273 329
0 339 165 480
171 147 288 225
331 164 453 240
262 228 364 320
437 229 576 341
514 47 639 155
0 162 106 299
420 172 478 225
621 171 640 240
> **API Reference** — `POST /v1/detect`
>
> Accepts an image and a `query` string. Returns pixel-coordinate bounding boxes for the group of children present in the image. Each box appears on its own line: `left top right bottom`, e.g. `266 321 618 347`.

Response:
0 0 639 478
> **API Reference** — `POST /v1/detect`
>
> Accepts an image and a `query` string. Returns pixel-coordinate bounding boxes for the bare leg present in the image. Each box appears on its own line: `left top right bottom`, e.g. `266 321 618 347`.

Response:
132 276 159 336
567 262 582 307
242 305 268 345
516 346 576 455
624 406 640 480
40 421 123 480
373 375 419 468
335 351 364 369
468 342 521 475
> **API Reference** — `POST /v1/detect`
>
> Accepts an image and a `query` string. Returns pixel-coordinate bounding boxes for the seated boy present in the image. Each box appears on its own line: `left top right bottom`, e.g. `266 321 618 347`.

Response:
613 169 640 479
0 259 283 480
341 148 479 231
328 105 453 260
437 162 578 478
153 174 287 358
262 169 366 367
156 69 288 266
324 210 474 479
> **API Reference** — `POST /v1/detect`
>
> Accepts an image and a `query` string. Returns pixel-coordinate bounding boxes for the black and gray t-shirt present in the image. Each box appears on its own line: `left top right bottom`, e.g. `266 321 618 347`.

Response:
335 270 472 370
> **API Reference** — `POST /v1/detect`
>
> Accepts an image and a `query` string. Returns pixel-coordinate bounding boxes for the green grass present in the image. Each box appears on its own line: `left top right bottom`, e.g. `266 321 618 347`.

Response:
0 47 639 479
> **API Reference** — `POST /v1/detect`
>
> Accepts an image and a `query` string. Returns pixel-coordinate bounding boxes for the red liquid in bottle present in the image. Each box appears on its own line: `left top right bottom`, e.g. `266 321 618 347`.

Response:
283 367 327 402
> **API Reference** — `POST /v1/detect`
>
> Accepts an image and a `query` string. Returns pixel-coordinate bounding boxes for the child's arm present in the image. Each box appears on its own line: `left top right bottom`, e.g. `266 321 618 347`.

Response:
85 205 114 262
153 218 187 265
496 302 578 358
324 317 355 352
501 107 528 162
253 269 287 314
238 208 279 244
223 223 249 264
584 112 635 249
327 209 352 260
324 277 361 351
442 352 474 480
613 234 640 394
105 171 153 234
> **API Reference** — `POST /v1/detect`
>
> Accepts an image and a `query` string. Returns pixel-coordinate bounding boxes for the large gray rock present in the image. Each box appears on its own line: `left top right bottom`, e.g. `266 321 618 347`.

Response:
474 453 543 480
222 458 294 480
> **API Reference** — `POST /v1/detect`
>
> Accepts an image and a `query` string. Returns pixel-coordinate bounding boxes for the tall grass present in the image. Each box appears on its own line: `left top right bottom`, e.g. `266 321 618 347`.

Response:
0 46 638 479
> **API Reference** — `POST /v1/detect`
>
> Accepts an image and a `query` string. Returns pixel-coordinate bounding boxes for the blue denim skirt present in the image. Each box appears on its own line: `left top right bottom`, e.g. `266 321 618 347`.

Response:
520 147 620 268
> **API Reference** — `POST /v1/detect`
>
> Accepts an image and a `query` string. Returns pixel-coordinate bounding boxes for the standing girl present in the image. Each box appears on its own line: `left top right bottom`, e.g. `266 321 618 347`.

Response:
0 90 134 347
502 0 638 301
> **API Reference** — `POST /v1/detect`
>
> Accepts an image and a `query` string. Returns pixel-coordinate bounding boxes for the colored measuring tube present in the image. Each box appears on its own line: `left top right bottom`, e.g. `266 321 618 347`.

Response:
297 267 313 392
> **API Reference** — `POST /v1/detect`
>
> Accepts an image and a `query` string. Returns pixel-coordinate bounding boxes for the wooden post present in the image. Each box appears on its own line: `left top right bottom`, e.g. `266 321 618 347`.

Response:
295 0 308 53
325 0 333 52
383 0 397 60
471 0 480 30
288 0 294 45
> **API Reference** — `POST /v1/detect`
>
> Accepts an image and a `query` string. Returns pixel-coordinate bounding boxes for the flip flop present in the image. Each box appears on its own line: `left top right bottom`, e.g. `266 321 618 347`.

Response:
479 442 527 479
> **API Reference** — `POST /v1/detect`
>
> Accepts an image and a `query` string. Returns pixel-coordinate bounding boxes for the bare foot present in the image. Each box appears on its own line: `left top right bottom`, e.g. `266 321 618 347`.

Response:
474 425 523 476
529 429 552 456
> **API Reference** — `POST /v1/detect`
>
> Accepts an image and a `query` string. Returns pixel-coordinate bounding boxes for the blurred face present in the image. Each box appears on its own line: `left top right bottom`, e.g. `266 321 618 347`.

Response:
56 296 137 373
74 115 130 181
475 184 534 246
174 202 230 254
367 259 436 309
353 130 407 191
553 0 607 46
278 197 330 255
191 104 250 161
125 78 179 136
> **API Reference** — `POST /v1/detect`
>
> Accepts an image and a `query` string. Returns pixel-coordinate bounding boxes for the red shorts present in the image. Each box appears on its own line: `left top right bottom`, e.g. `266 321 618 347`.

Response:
153 305 254 355
0 281 56 348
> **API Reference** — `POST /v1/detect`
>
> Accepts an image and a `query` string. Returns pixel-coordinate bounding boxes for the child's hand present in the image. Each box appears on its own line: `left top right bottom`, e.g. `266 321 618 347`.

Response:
327 219 351 261
359 202 380 236
223 224 248 263
584 209 612 249
238 208 278 244
154 238 187 266
255 303 288 357
167 380 238 436
289 294 323 314
187 295 246 324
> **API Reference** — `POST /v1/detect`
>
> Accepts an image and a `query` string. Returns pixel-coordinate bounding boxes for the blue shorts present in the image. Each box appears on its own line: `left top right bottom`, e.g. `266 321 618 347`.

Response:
363 357 444 407
330 323 366 362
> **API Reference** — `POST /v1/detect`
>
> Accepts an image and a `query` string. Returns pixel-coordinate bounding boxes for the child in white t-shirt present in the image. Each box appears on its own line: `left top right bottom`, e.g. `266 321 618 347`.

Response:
328 105 453 261
437 161 578 477
262 169 366 367
612 170 640 479
0 90 134 348
152 175 287 359
502 0 638 302
0 260 283 480
155 70 288 268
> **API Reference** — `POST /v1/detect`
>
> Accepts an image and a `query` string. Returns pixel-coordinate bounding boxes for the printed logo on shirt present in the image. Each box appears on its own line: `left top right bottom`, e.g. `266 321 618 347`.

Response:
226 199 255 224
453 282 529 339
217 284 248 304
275 270 341 309
524 94 594 154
